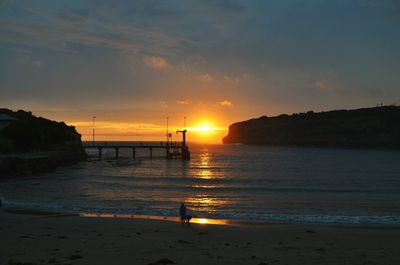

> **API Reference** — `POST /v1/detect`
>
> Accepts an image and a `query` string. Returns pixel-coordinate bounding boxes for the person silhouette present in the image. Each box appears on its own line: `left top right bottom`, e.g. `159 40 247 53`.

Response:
179 202 192 225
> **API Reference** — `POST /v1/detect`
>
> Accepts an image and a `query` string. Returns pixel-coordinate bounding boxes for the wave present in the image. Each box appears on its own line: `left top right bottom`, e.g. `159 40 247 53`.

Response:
77 180 380 194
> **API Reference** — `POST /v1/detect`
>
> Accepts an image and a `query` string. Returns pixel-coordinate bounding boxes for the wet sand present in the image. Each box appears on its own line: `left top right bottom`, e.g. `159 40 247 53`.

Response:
1 208 400 265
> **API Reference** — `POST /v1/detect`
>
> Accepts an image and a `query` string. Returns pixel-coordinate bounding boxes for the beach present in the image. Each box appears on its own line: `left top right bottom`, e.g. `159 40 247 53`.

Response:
1 208 400 265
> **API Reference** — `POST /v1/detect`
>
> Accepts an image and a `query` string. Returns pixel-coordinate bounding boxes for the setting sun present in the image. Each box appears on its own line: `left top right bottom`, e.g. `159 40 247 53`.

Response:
191 122 215 133
185 120 227 143
197 124 212 133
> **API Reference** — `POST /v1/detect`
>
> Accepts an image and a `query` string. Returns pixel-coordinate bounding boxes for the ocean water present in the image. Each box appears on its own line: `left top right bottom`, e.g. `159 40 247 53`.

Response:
1 143 400 224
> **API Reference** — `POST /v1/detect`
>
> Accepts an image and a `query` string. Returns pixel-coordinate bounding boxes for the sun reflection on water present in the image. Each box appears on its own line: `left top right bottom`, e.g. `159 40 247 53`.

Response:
191 184 219 189
186 148 232 214
197 151 213 179
199 169 212 179
185 195 231 213
190 218 229 225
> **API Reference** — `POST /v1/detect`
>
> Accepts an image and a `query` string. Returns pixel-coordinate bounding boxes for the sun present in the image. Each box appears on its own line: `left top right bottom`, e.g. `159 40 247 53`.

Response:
186 119 227 143
190 121 216 134
197 124 212 133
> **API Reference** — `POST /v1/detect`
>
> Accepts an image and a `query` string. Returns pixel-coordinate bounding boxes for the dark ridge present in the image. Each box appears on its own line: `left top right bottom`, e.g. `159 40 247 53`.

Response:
0 109 86 179
222 106 400 149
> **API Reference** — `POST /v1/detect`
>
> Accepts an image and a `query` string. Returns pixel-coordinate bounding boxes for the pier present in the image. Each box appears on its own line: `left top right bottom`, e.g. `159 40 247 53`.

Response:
83 130 190 160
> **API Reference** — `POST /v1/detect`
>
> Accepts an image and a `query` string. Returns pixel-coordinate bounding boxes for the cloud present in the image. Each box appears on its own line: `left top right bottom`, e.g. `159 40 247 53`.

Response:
362 0 400 14
72 121 162 131
33 60 45 67
176 100 190 105
195 73 213 82
159 101 168 109
242 73 256 80
53 10 89 23
314 80 333 92
218 100 233 107
0 3 191 56
142 56 171 71
222 75 240 84
1 0 400 115
215 0 248 14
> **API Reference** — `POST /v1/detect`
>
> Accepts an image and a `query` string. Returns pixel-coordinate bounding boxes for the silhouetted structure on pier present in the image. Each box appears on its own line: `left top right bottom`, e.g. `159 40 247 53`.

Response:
83 130 190 160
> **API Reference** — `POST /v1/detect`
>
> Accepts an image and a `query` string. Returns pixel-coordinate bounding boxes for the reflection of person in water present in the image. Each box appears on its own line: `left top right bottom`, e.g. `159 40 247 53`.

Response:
179 202 192 225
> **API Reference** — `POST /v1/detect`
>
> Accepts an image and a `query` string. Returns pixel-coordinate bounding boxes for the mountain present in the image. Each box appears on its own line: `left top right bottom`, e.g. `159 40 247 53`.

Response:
223 106 400 149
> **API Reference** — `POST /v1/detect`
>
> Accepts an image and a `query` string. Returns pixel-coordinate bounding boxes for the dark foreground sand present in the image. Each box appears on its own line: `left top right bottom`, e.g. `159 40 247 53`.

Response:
1 209 400 265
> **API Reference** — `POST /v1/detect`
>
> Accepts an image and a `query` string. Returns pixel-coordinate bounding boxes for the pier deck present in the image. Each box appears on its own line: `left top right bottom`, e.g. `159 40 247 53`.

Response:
83 143 190 160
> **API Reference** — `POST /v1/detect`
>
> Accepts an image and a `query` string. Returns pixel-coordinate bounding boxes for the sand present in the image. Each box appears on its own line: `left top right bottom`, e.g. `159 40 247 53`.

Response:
1 208 400 265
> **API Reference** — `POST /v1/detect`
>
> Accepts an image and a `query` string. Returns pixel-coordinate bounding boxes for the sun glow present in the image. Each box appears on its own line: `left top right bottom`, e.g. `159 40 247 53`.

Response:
190 121 217 133
197 124 212 133
185 120 227 143
190 218 230 225
71 117 227 144
197 218 208 224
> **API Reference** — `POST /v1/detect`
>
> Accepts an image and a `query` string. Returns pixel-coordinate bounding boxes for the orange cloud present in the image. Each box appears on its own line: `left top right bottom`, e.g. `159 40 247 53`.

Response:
222 75 240 84
218 100 233 107
195 73 213 82
159 101 168 109
176 100 190 105
315 80 333 92
142 55 171 71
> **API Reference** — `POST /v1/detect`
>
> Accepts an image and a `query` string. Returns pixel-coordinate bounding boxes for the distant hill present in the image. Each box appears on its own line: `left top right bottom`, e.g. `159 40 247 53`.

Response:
223 106 400 149
0 109 82 153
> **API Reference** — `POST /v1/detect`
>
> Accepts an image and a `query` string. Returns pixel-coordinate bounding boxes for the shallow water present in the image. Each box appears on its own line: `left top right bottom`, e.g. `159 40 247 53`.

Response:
1 143 400 224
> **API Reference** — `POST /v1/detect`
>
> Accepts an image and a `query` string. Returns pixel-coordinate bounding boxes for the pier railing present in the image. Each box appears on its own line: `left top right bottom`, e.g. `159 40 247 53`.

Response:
83 142 190 160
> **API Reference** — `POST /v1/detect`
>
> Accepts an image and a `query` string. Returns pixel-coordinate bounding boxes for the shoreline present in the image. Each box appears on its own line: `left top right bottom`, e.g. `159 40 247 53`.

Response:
0 149 86 180
3 205 400 229
1 208 400 265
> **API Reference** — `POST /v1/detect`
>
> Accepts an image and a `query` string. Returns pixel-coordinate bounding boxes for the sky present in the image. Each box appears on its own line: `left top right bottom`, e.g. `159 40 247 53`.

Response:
1 0 400 143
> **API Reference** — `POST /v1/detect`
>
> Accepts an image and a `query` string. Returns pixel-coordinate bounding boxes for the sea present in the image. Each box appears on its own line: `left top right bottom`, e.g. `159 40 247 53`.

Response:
1 142 400 225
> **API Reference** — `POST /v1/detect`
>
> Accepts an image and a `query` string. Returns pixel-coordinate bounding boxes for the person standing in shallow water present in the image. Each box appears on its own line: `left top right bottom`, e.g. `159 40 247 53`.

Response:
179 202 192 225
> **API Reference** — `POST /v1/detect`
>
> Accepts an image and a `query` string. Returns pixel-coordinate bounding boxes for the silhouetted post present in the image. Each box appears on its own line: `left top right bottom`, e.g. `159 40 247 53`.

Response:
92 116 96 146
166 116 169 144
166 116 170 158
176 129 190 159
177 130 187 146
116 147 119 159
132 148 136 159
166 144 170 159
150 147 153 158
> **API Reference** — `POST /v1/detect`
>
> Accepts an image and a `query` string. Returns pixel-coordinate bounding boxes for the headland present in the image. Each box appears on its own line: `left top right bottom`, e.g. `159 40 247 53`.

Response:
0 109 86 179
223 106 400 149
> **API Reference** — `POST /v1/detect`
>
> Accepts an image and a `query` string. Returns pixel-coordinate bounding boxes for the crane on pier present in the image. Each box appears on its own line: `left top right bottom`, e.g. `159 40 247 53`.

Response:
176 129 190 159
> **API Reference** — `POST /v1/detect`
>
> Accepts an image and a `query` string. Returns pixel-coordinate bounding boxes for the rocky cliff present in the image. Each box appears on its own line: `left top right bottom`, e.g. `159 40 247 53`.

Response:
223 106 400 148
